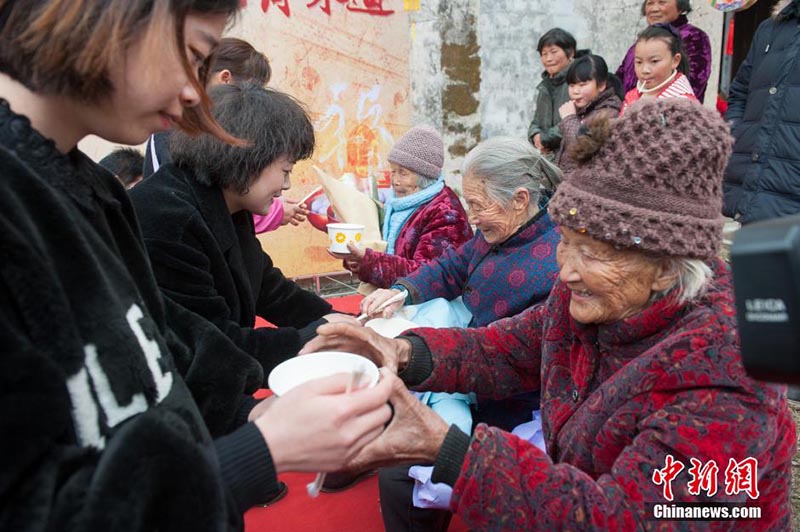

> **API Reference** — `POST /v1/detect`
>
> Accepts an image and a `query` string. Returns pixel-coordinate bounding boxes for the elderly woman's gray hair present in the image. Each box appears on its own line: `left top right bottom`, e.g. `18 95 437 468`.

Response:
652 257 713 305
462 137 561 214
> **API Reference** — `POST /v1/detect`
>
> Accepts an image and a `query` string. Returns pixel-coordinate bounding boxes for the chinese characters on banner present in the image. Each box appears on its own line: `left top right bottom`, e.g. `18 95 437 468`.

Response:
652 455 760 502
253 0 394 17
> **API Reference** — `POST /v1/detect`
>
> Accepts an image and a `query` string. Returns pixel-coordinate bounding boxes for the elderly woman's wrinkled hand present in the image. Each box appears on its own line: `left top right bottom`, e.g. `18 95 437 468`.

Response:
299 322 412 374
361 288 405 319
344 369 450 472
327 243 366 273
330 242 366 273
254 371 394 474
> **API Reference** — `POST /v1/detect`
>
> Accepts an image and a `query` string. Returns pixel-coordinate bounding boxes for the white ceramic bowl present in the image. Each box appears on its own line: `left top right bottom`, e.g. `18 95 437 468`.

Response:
326 223 365 253
267 351 379 396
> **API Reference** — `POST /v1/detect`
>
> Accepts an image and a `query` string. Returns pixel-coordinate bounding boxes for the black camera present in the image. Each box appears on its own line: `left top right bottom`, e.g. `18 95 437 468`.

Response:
731 214 800 384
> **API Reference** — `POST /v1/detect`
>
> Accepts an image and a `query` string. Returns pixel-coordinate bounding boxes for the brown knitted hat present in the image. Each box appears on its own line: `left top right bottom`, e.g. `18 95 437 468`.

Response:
388 126 444 181
549 99 732 259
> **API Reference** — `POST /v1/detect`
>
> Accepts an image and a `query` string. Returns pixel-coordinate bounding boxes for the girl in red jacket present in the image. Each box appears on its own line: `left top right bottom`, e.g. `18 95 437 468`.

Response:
620 24 697 115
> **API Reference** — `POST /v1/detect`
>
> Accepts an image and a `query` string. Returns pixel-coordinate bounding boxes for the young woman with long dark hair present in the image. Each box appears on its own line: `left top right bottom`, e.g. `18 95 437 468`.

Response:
0 1 392 528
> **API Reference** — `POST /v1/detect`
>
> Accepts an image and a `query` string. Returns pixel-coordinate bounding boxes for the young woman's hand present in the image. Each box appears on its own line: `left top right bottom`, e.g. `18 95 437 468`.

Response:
300 322 412 374
281 198 309 226
559 100 577 119
360 288 404 319
254 370 394 474
247 395 278 421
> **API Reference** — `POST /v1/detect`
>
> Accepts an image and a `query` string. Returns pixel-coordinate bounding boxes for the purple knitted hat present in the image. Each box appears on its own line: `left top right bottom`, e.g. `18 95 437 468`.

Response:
549 99 732 259
388 126 444 181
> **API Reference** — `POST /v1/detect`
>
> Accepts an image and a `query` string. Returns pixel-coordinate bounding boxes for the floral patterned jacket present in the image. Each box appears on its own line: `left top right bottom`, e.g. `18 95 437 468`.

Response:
396 211 559 328
401 259 795 530
352 186 472 288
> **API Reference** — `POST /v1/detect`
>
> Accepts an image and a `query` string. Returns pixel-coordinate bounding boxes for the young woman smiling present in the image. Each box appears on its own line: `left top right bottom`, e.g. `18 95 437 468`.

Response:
620 24 697 115
0 1 393 528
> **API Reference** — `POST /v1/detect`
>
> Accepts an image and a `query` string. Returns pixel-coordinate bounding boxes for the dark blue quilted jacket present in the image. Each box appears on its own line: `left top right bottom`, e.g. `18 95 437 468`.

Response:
723 0 800 224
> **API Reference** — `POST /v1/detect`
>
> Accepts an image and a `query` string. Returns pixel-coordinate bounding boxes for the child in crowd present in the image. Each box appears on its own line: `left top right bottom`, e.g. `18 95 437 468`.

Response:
620 24 697 115
98 147 145 188
131 84 358 408
556 54 623 174
527 28 578 155
142 37 308 232
0 1 393 529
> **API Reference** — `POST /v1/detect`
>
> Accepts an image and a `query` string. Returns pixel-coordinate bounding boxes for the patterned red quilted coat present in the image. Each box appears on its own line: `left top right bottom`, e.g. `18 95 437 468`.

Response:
408 259 795 530
350 186 472 288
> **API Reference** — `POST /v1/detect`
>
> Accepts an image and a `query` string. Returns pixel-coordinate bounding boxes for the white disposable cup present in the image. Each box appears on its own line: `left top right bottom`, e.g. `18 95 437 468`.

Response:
267 351 379 396
327 223 365 253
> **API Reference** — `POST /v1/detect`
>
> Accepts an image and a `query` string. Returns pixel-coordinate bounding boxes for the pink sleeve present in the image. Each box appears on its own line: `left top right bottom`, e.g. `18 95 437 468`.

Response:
253 199 284 234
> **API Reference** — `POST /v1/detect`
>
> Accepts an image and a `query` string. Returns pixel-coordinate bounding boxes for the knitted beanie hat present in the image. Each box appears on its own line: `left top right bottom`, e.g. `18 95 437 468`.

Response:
549 99 732 259
388 126 444 181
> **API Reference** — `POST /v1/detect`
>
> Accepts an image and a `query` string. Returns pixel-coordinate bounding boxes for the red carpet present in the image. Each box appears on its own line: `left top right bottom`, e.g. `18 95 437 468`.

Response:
246 294 468 531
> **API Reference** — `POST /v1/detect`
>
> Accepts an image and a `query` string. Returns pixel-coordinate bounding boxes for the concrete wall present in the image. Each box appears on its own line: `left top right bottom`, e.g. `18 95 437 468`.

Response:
409 0 725 187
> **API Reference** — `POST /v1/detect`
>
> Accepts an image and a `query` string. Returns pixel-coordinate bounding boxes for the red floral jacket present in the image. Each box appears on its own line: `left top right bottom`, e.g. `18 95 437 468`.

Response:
350 186 472 288
405 260 795 530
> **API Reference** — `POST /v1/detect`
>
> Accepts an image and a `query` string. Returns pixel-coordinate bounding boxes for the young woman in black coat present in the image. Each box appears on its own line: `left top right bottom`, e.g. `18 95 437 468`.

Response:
0 1 392 529
131 83 359 381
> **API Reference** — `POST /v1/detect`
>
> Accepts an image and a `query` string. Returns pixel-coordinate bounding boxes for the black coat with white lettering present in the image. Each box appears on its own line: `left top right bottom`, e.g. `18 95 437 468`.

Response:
0 99 275 530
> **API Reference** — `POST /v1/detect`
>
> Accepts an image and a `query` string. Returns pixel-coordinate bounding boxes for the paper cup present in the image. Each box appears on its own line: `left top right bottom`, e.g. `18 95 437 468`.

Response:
267 351 379 396
327 223 364 253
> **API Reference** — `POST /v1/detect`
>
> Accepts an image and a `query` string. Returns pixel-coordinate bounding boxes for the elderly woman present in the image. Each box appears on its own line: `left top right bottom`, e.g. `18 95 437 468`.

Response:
362 136 561 334
527 28 577 154
355 136 562 530
616 0 712 102
303 100 794 530
336 126 472 288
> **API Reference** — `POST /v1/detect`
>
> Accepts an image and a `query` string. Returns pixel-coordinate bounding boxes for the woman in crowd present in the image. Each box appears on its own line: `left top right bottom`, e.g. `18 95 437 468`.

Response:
131 84 358 400
361 137 562 531
303 100 794 530
527 28 577 155
0 1 393 529
620 24 696 115
335 126 472 289
556 53 622 174
142 36 308 232
616 0 711 102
